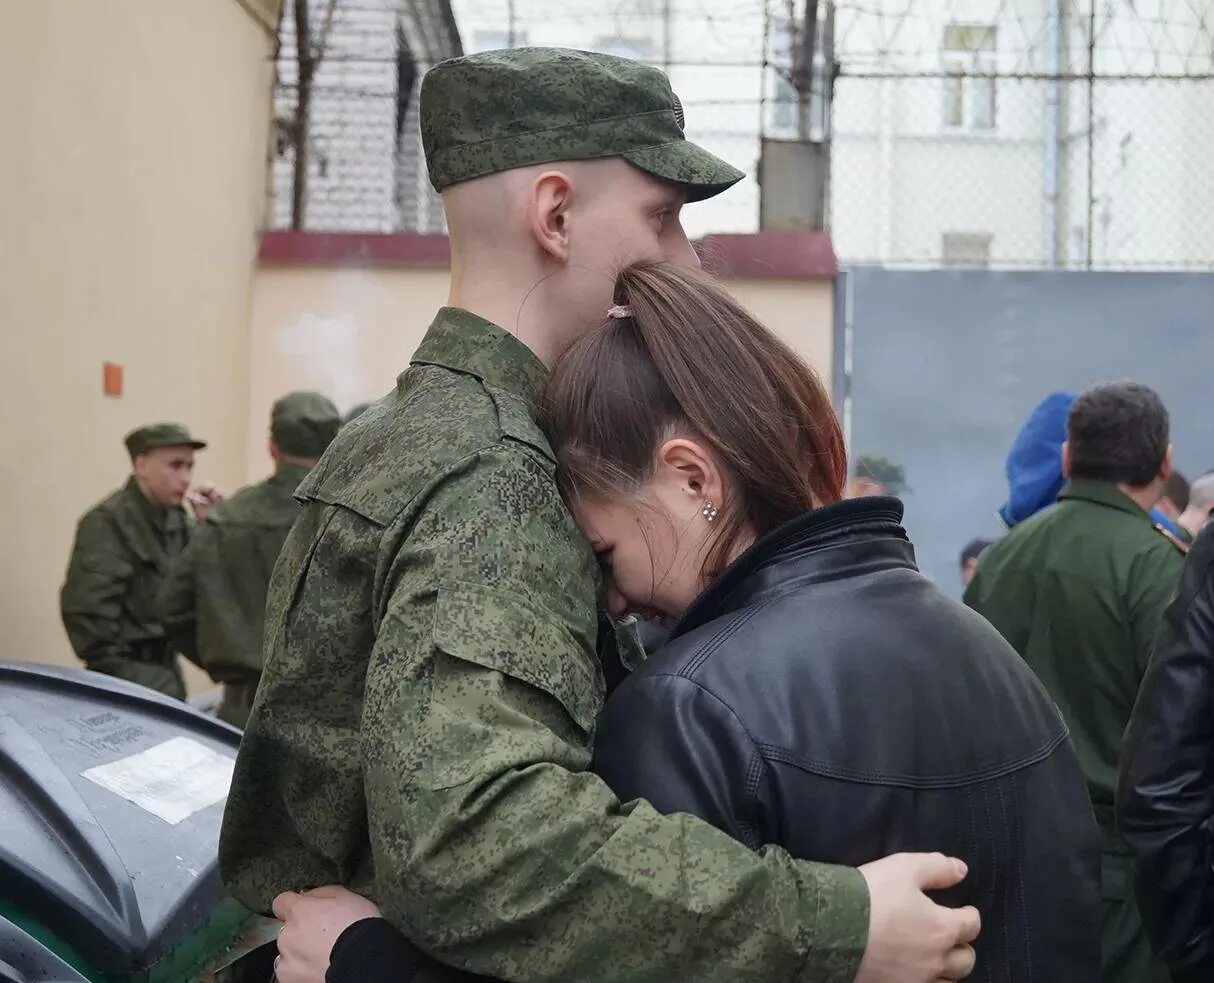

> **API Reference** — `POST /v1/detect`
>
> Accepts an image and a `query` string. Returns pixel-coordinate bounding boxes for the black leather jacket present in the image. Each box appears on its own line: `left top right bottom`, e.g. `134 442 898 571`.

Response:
1118 522 1214 983
326 498 1100 983
592 498 1100 982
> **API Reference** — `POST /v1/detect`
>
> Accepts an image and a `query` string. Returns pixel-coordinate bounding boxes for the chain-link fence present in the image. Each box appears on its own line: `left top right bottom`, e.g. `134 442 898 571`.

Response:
829 73 1214 270
824 0 1214 270
270 0 773 239
272 0 460 234
269 0 1214 269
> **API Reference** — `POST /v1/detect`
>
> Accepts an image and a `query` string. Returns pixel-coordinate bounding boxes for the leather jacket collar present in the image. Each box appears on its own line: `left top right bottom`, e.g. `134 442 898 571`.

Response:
673 497 914 639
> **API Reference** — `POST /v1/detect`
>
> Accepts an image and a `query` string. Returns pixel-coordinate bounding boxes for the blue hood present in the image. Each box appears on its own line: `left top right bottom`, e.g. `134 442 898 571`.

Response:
1000 392 1075 528
1000 390 1180 534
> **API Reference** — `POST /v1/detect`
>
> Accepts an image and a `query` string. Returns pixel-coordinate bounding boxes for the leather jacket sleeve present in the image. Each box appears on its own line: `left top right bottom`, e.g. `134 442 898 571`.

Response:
1118 523 1214 980
593 671 769 850
325 917 490 983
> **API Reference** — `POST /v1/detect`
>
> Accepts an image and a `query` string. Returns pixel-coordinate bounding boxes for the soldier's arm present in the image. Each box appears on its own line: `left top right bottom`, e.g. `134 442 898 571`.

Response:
362 448 868 983
158 529 202 666
60 511 137 664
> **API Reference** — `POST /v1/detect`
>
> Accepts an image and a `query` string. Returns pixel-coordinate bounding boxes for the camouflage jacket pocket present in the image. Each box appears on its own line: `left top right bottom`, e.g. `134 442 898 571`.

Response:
423 583 603 790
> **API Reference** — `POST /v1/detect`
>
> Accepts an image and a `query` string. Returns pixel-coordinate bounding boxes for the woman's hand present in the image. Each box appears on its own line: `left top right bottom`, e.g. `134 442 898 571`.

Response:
272 885 382 983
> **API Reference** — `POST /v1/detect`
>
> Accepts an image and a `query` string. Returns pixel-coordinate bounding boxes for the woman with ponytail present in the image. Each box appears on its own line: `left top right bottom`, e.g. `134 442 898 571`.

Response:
539 263 1100 982
298 264 1100 983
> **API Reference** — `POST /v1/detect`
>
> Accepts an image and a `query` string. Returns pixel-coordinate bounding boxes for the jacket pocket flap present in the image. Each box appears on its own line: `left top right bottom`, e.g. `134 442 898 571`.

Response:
433 583 601 735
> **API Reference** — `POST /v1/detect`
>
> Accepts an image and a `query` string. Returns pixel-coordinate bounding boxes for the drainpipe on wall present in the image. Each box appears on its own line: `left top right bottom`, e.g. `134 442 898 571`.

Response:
1042 0 1064 266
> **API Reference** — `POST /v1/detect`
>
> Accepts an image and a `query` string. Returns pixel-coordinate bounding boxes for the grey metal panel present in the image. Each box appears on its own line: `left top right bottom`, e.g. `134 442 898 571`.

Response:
845 267 1214 596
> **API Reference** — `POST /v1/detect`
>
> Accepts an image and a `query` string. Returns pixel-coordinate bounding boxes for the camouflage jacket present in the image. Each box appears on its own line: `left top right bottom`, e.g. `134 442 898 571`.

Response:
159 461 311 684
219 308 867 982
60 478 190 698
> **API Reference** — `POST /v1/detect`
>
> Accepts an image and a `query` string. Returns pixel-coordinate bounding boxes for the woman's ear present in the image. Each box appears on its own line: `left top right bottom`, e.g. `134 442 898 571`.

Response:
657 438 726 509
528 170 575 264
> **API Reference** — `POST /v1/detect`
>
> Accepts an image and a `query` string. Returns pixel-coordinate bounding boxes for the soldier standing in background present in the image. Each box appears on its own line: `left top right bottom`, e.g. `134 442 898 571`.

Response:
966 381 1186 983
160 392 341 727
61 423 218 699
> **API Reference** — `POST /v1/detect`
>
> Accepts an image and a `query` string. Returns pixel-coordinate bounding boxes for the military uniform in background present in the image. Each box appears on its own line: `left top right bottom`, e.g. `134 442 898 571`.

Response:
60 423 207 700
966 478 1187 983
221 49 871 983
160 392 341 728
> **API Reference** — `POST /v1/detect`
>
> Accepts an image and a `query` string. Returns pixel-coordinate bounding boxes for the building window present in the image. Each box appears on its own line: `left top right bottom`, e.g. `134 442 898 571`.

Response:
942 232 992 267
942 24 997 130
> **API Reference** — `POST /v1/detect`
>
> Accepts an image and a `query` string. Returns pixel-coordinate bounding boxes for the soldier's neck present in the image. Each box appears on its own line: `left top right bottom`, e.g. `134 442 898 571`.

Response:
1117 481 1163 514
448 279 562 368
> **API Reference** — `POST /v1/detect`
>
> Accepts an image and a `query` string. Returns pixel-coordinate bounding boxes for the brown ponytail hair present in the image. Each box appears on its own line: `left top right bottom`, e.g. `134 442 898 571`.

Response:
541 262 846 580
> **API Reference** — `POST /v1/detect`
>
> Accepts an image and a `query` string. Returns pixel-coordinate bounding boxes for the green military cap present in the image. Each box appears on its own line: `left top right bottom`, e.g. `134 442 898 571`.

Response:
124 423 206 458
271 391 341 458
421 47 744 201
854 455 910 496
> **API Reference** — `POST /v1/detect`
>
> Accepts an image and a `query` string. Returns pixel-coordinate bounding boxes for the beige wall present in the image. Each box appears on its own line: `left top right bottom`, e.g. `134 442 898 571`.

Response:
728 277 835 386
246 267 454 477
247 263 835 478
0 0 276 684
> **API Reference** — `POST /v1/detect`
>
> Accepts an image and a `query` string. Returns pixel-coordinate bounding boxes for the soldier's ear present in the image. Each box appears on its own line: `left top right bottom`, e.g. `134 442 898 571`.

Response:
528 170 574 264
1160 443 1174 482
1060 441 1072 478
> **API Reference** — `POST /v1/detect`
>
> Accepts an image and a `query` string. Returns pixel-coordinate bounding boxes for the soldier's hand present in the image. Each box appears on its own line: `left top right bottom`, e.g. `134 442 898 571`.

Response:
855 853 980 982
272 885 381 983
186 481 223 522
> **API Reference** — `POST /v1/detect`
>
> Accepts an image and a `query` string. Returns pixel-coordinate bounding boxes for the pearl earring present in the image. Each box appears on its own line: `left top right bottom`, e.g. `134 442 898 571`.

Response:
701 501 719 523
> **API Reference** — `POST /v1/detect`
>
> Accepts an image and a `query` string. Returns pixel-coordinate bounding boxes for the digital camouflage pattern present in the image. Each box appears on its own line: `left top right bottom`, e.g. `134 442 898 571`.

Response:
965 477 1186 983
60 478 191 699
421 47 744 201
159 461 315 728
220 308 869 982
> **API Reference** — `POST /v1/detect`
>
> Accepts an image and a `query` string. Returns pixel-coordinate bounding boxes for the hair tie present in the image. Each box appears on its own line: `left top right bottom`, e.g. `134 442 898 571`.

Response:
606 305 634 319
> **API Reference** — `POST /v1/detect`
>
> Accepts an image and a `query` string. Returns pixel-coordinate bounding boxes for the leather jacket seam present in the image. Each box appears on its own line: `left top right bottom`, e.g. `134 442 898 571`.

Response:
644 670 768 844
755 729 1071 789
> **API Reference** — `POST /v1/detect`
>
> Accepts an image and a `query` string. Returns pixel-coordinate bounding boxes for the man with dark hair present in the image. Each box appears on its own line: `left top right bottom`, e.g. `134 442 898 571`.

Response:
966 380 1186 983
959 538 993 588
1152 470 1190 541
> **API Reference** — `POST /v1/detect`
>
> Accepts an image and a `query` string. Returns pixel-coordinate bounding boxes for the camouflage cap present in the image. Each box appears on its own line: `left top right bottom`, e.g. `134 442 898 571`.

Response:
124 423 207 459
421 47 744 201
271 391 341 459
854 455 910 496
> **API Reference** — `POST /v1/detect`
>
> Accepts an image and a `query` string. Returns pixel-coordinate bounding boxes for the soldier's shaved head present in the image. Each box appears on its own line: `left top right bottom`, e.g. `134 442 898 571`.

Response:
442 157 698 367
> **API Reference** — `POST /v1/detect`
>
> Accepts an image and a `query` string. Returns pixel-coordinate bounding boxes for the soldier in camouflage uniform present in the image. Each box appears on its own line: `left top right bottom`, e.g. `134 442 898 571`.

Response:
223 49 979 983
61 423 216 699
159 392 341 727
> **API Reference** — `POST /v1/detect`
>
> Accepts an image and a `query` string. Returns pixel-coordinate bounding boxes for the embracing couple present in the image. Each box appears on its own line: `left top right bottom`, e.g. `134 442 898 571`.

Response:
220 48 1099 983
